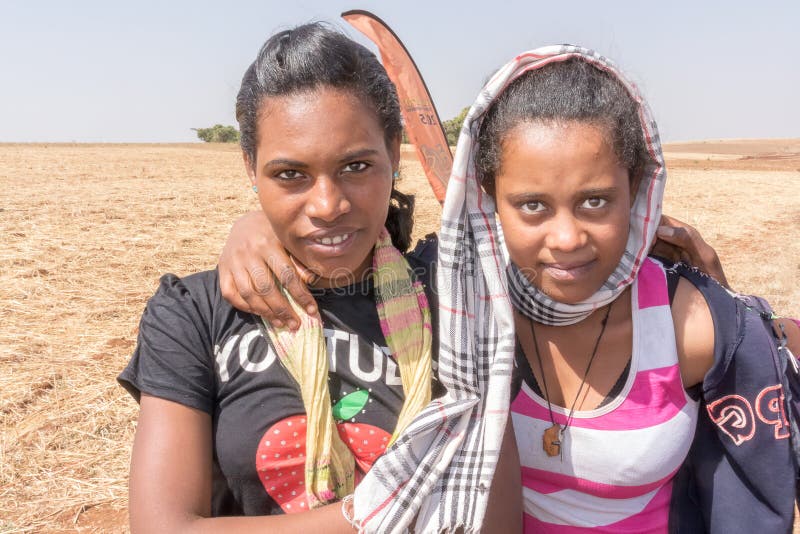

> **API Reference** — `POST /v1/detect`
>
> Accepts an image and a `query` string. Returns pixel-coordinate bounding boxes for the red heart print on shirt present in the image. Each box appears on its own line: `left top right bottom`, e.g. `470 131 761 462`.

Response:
255 415 308 513
255 390 393 513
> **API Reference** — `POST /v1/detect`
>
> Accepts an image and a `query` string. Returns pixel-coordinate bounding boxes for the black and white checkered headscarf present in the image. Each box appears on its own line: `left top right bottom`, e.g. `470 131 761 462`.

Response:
352 44 665 532
504 48 666 326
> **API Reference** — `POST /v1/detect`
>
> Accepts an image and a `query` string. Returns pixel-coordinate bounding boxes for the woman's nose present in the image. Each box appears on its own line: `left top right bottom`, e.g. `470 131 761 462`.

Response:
305 176 351 222
545 211 587 252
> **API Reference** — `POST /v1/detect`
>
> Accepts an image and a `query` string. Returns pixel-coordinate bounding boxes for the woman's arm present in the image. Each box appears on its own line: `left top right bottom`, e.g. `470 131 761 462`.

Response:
218 210 317 329
671 278 716 389
130 394 356 534
654 214 729 288
671 278 799 389
482 416 522 534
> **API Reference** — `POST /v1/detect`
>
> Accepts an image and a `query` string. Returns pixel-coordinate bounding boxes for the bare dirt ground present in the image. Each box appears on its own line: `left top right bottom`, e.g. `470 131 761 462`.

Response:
1 140 798 532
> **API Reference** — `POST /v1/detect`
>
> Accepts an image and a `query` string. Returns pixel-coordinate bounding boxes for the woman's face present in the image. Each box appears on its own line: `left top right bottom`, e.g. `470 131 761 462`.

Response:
245 87 398 288
494 120 632 304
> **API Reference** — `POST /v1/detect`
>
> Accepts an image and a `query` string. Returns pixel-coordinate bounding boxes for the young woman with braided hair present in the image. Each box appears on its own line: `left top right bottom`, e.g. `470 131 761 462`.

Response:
119 23 520 533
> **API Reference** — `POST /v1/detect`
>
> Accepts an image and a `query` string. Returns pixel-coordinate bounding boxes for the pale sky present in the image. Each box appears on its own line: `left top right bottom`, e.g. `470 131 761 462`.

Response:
1 0 798 143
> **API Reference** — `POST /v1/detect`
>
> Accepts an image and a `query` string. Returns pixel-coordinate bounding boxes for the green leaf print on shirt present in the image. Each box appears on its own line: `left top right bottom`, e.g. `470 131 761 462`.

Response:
332 389 369 421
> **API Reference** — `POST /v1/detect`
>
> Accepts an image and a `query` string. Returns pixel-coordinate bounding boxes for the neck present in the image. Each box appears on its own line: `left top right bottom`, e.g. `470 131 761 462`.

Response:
515 287 634 411
309 252 374 289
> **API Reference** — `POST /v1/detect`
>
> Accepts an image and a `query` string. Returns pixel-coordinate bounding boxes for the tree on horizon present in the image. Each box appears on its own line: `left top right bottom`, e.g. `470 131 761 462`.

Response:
192 124 240 143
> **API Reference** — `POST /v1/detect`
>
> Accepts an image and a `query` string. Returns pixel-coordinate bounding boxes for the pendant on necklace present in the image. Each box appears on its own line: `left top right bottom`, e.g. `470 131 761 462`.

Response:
543 423 562 457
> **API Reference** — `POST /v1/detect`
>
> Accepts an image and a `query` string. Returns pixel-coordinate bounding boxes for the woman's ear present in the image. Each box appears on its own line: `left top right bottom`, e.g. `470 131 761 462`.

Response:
242 152 256 186
389 135 401 174
481 176 496 198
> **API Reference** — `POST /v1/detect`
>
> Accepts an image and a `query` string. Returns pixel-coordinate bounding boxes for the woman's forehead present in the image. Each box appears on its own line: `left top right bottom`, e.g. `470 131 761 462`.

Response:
254 88 386 155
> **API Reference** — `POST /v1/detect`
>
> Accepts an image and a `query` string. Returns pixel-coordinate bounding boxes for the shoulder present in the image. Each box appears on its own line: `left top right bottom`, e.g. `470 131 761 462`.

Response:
667 267 715 388
136 269 238 349
664 261 776 390
121 270 226 412
404 233 438 290
776 318 800 359
146 270 224 317
404 233 438 267
152 269 218 300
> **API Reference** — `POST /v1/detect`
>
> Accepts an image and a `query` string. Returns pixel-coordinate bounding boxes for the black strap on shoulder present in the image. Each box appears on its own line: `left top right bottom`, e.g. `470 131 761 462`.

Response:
650 255 681 306
666 267 680 305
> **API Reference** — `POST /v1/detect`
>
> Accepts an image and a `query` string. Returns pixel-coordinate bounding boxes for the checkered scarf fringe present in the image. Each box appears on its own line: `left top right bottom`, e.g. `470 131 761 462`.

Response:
351 45 666 532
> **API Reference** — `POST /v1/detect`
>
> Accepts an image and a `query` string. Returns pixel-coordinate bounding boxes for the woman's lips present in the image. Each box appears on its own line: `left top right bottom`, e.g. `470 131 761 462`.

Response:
313 232 352 246
304 230 358 256
542 259 597 281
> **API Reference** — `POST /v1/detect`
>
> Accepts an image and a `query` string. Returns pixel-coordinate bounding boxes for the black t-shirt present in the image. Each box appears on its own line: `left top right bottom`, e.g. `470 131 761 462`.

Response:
118 237 438 516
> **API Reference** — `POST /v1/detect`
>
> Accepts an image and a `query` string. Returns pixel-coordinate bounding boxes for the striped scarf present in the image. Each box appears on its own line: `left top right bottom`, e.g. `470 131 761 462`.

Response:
263 227 432 508
351 45 664 532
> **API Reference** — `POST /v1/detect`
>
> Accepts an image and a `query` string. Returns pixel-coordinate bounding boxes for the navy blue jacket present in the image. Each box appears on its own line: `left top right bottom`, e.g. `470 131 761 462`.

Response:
667 263 798 533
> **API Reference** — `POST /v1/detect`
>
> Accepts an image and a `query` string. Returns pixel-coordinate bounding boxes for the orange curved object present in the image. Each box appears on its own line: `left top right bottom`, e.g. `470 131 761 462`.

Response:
342 10 452 204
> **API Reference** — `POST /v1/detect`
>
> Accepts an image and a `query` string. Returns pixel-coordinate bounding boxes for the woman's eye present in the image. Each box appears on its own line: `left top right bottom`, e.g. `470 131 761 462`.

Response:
520 201 546 214
343 161 369 173
276 169 303 180
581 197 608 209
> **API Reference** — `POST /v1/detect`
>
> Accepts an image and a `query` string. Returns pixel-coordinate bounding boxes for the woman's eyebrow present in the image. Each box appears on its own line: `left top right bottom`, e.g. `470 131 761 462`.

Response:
337 148 380 163
506 187 620 203
261 149 380 171
507 192 545 203
263 158 309 169
580 187 619 196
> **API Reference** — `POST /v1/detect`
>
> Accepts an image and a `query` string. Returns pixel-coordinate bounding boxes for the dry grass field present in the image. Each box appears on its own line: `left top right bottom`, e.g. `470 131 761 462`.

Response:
1 140 798 532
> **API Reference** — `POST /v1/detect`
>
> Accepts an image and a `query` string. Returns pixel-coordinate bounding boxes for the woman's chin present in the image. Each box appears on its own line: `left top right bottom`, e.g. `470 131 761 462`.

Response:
311 270 360 289
538 282 601 306
302 257 374 289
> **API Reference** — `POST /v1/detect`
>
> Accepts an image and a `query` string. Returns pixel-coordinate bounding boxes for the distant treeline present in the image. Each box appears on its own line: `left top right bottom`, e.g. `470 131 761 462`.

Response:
441 107 469 146
195 107 469 146
193 124 240 143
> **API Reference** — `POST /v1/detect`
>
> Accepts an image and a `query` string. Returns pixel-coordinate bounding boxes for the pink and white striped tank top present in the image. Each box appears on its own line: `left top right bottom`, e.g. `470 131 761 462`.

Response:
510 258 699 533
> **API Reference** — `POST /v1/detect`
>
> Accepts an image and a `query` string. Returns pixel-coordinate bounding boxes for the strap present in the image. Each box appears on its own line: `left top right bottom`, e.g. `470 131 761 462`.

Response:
648 255 680 305
666 266 680 306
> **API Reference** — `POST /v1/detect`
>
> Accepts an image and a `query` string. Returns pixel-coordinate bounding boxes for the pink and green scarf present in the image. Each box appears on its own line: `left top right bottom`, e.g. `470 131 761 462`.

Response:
262 227 432 508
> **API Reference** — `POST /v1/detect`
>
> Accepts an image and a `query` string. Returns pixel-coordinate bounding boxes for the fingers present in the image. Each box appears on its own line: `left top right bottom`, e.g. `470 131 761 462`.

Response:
217 210 316 329
656 217 699 256
656 214 729 288
240 263 287 326
220 257 292 326
242 251 303 329
650 238 683 263
219 265 256 315
276 257 318 317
